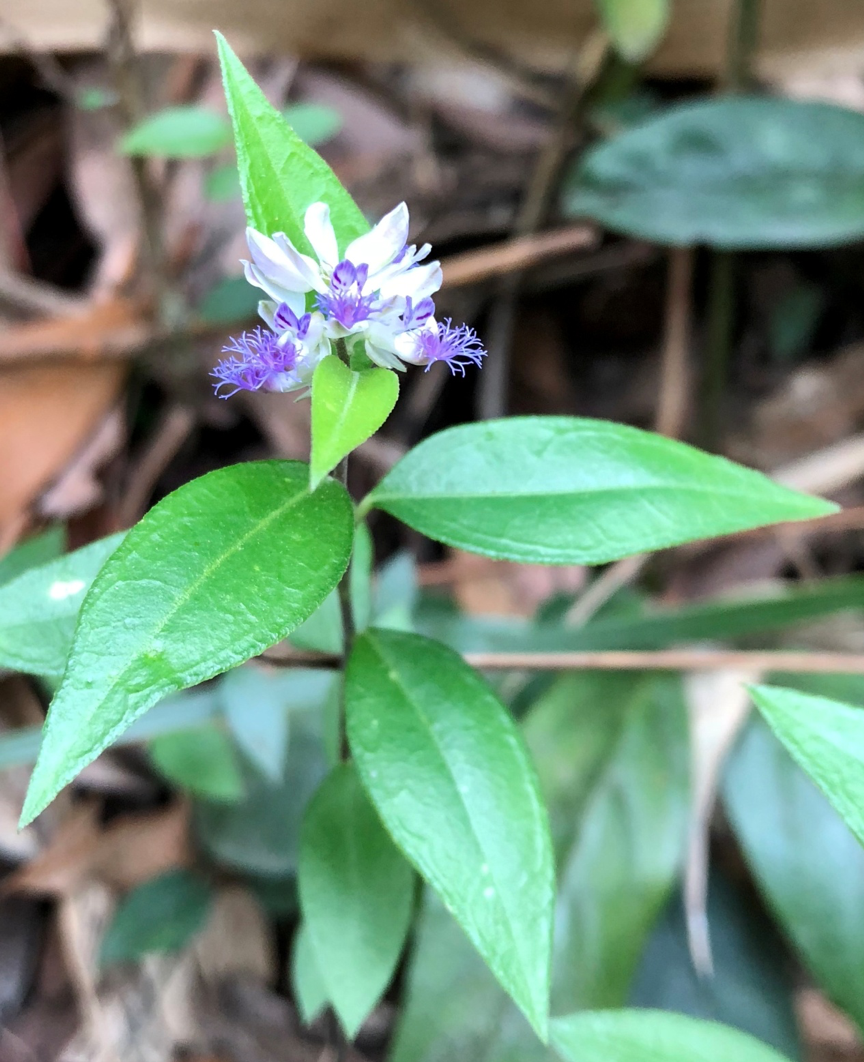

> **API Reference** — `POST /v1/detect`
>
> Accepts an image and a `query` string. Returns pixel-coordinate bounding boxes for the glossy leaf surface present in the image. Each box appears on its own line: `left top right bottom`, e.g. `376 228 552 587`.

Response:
0 533 125 678
310 355 398 490
750 683 864 848
346 628 554 1038
101 870 213 965
564 98 864 249
725 705 864 1031
299 762 414 1036
365 418 833 564
217 34 368 252
22 461 352 825
551 1010 792 1062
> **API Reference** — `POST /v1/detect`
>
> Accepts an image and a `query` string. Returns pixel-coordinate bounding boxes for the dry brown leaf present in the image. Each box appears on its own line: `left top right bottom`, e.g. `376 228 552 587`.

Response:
0 357 126 543
4 801 191 898
2 0 864 80
683 669 757 976
194 887 276 987
0 298 147 363
39 406 125 520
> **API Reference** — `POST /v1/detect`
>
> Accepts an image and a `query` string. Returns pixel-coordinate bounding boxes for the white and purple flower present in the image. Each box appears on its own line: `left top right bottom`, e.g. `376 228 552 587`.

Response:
212 201 486 397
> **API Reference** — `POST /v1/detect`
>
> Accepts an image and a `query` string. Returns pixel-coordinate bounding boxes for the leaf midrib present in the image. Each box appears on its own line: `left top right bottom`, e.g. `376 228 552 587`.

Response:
364 632 546 1021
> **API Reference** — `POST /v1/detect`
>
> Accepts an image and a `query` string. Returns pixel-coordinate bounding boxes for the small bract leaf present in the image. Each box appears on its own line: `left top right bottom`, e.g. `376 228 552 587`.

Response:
594 0 669 60
101 870 213 966
750 684 864 852
150 727 245 803
0 533 125 678
365 418 835 565
21 462 353 826
120 105 231 158
299 762 414 1037
310 355 399 490
216 33 368 253
551 1010 792 1062
292 922 329 1024
563 97 864 249
346 629 554 1040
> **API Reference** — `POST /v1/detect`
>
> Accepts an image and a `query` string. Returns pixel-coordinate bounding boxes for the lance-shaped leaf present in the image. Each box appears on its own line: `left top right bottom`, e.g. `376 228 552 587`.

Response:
363 418 835 565
750 683 864 852
216 33 368 252
0 533 125 678
551 1010 792 1062
299 762 415 1037
21 461 353 826
310 355 398 490
346 628 554 1040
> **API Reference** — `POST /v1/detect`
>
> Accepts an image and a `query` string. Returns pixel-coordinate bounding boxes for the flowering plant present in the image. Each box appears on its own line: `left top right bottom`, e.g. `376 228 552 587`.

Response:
12 33 840 1061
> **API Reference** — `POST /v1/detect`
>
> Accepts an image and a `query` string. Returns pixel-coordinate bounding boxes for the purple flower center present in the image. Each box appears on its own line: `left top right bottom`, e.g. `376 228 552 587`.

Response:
273 302 312 338
316 259 378 329
401 296 435 330
416 319 486 376
212 327 300 397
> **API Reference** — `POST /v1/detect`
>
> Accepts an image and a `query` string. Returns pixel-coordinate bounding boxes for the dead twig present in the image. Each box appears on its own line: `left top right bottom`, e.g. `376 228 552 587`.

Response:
118 403 196 526
441 225 597 290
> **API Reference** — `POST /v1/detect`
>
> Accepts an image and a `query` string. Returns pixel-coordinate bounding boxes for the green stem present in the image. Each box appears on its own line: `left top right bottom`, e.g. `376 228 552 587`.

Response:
334 454 354 762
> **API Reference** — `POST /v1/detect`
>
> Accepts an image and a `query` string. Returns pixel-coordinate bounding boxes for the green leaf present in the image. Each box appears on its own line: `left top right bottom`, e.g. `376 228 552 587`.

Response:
630 874 802 1059
749 683 864 848
299 762 415 1037
101 870 213 966
594 0 669 60
373 549 417 631
196 687 332 875
0 526 64 586
21 461 353 826
550 1010 792 1062
364 418 834 565
283 102 343 146
150 727 244 802
0 533 125 678
204 162 242 202
563 97 864 249
391 890 553 1062
221 665 292 781
524 672 689 1010
346 629 554 1039
724 707 864 1032
292 923 329 1024
216 33 368 252
310 355 399 490
120 105 231 158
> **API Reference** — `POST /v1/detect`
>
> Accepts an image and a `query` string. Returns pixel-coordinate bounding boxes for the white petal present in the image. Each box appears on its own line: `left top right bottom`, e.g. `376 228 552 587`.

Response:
244 261 309 309
378 261 443 302
304 203 339 269
246 227 318 292
258 299 278 329
392 330 427 366
345 202 409 273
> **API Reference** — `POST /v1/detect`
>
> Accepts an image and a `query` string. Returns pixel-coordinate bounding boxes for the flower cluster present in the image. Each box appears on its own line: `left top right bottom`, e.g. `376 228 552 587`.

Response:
212 202 485 397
